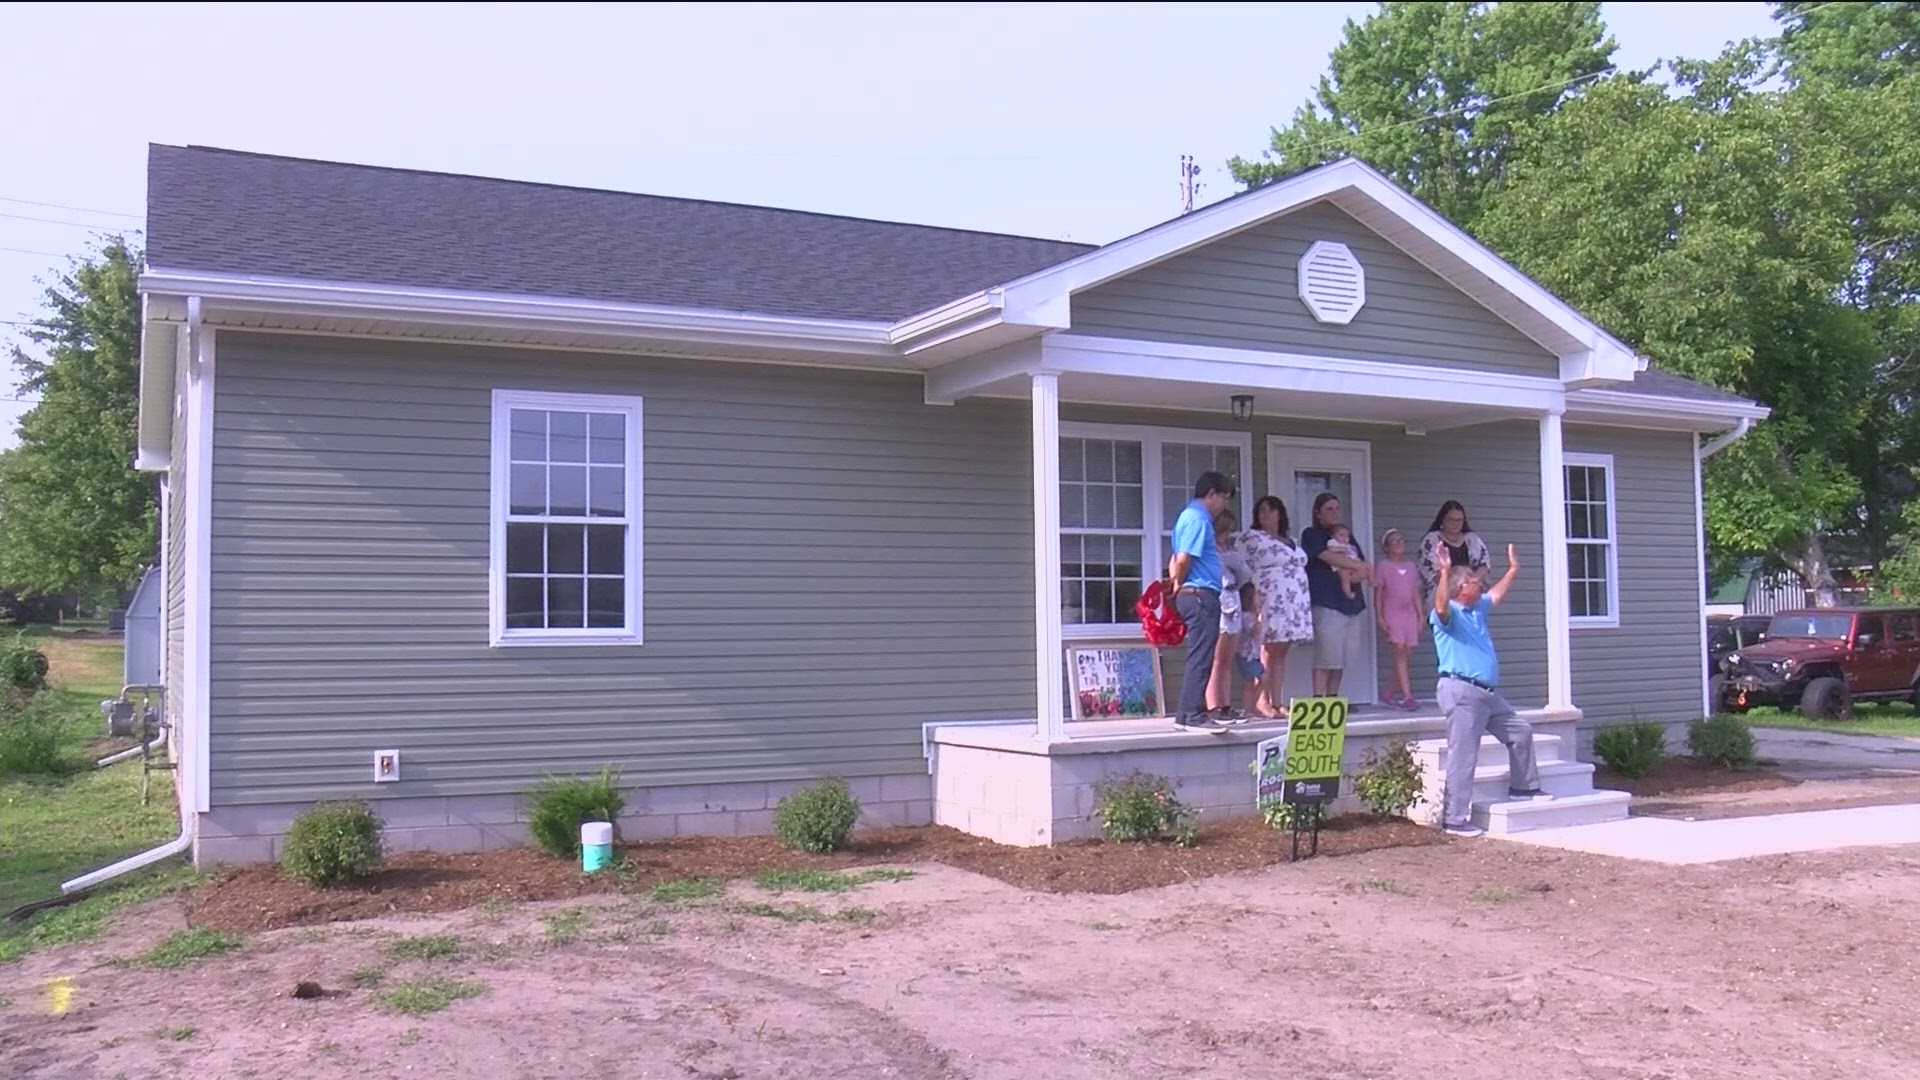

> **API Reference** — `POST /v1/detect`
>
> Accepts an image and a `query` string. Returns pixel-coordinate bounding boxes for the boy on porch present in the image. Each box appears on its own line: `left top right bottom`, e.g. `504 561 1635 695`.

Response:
1167 471 1236 731
1431 538 1550 837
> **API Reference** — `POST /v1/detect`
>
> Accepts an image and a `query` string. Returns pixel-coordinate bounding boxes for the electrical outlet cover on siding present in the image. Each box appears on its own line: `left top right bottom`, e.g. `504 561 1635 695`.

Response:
1297 240 1366 325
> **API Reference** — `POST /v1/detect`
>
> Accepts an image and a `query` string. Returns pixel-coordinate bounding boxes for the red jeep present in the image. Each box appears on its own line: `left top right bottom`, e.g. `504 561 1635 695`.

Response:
1717 607 1920 719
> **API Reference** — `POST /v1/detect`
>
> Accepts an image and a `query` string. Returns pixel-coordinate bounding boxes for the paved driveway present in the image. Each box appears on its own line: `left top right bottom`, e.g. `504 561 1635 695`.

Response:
1754 726 1920 781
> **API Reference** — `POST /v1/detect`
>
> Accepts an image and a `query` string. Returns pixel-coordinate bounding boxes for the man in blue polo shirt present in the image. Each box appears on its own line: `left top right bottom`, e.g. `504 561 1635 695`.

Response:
1168 471 1235 730
1431 539 1547 836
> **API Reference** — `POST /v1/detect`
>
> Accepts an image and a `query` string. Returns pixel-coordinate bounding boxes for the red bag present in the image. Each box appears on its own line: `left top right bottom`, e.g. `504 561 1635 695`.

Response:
1135 579 1187 648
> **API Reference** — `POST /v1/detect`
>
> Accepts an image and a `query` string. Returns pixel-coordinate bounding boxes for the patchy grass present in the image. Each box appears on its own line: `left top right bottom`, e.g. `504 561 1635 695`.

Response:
644 919 671 937
836 906 878 925
1738 703 1920 740
0 864 198 963
375 976 486 1015
752 868 917 894
1347 877 1418 897
154 1025 197 1042
1471 887 1519 903
649 876 725 904
733 901 830 924
542 906 590 945
136 928 243 969
347 967 387 988
386 934 463 961
397 1028 422 1047
0 632 178 919
471 893 515 924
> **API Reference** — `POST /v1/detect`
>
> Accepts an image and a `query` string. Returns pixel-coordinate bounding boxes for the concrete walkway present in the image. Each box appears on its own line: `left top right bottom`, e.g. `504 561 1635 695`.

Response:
1498 802 1920 864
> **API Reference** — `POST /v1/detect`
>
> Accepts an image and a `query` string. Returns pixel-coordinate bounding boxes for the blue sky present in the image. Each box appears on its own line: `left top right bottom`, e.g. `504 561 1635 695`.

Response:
0 1 1781 448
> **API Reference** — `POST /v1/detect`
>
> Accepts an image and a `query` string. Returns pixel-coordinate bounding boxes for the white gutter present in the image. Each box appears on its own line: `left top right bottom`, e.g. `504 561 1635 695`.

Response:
1701 416 1754 459
62 304 203 896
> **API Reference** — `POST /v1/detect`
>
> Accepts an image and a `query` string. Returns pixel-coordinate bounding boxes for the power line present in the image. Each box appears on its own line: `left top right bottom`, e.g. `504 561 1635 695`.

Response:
0 196 141 221
0 245 70 258
0 211 140 233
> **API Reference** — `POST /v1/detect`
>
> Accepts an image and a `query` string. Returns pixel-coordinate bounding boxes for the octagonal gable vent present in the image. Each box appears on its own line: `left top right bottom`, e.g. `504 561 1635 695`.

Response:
1297 240 1366 325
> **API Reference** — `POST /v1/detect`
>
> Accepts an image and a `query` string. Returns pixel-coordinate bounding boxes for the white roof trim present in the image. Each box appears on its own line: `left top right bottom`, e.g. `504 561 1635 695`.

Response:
983 158 1644 382
140 266 899 355
1566 386 1770 431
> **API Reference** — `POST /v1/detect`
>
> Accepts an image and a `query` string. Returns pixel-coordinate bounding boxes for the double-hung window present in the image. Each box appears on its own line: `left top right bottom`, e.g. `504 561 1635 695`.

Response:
489 389 644 645
1564 452 1619 628
1059 423 1250 637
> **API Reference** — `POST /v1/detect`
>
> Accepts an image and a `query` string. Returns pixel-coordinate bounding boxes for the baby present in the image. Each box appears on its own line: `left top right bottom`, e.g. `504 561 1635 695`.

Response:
1329 524 1364 599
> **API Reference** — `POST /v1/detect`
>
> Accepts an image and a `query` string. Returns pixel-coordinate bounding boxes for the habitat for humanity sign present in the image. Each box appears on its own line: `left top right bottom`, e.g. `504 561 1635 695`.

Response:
1256 697 1348 804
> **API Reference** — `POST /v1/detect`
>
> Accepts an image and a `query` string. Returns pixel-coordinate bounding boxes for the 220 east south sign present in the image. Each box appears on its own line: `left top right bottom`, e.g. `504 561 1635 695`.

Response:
1282 696 1348 803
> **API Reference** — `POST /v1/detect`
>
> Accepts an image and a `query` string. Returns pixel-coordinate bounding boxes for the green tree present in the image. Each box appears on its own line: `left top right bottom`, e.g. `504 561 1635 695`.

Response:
1475 51 1887 601
0 238 155 600
1228 1 1615 229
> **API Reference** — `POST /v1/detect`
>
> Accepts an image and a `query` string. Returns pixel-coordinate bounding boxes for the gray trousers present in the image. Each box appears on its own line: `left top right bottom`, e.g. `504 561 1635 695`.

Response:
1174 589 1221 719
1438 678 1539 826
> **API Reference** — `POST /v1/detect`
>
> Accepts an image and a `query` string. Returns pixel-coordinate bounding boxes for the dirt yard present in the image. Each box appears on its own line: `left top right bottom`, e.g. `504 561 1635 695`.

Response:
4 833 1917 1079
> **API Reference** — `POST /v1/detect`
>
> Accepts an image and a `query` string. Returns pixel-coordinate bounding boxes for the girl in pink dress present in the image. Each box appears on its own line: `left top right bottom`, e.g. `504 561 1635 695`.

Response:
1372 529 1423 710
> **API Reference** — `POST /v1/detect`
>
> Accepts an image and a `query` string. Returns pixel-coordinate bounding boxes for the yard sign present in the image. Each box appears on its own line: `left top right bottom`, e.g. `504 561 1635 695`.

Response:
1066 645 1166 720
1282 696 1348 802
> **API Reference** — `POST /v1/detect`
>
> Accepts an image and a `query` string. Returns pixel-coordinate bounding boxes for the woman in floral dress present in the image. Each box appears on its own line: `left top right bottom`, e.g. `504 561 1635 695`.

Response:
1236 495 1315 717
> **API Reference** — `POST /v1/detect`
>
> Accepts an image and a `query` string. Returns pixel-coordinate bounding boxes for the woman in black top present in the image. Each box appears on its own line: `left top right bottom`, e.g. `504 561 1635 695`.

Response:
1418 500 1490 601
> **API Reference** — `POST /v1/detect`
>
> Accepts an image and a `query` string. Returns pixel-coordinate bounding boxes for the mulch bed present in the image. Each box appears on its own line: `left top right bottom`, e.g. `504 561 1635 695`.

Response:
189 816 1442 932
1595 757 1796 799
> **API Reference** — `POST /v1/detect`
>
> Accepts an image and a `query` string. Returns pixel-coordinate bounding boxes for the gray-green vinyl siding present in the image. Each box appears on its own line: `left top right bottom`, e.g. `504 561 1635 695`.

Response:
1071 201 1559 377
208 336 1037 805
1566 426 1706 727
1061 407 1549 711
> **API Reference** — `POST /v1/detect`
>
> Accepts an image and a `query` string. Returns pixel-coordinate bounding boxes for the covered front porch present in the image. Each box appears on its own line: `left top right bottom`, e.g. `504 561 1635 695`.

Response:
918 331 1595 845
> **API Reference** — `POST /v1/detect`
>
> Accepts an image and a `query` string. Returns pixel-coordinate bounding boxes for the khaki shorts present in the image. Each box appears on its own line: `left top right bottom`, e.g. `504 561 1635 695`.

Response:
1311 606 1363 670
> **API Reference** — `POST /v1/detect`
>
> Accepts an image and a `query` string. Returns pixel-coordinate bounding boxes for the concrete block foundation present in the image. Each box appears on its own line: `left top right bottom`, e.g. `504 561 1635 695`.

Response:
929 708 1582 846
191 773 935 865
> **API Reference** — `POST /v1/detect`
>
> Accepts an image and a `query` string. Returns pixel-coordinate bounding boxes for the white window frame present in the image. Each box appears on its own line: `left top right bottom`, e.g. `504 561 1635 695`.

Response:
1564 451 1620 629
1058 421 1253 641
489 388 645 647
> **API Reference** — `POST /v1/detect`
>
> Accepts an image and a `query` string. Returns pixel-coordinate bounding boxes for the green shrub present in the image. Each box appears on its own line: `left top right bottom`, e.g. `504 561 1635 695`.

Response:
0 633 49 694
526 768 626 859
281 801 384 887
773 778 861 853
1688 715 1757 770
1594 721 1667 779
1093 771 1198 846
1353 740 1424 817
0 695 69 776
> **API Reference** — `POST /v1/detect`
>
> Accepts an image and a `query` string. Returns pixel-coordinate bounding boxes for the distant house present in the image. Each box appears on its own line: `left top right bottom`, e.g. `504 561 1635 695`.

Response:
134 146 1768 860
1710 558 1872 616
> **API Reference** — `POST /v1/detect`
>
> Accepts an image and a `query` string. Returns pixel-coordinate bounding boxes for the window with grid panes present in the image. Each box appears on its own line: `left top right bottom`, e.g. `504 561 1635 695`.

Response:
490 390 643 644
1058 428 1247 631
1564 454 1617 624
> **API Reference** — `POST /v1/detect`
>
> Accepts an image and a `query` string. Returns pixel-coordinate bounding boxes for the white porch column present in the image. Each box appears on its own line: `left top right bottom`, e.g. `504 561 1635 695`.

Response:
1539 409 1574 710
1031 372 1066 742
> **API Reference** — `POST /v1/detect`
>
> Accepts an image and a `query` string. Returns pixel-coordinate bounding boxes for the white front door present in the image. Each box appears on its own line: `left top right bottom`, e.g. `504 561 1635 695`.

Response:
1266 436 1377 706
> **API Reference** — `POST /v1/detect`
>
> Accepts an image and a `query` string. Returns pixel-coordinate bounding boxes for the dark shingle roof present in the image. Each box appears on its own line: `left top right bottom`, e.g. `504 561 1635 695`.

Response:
1617 368 1753 405
143 145 1756 411
146 145 1092 322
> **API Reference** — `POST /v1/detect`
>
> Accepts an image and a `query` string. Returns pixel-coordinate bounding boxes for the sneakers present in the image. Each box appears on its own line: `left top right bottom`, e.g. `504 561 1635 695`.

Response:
1507 788 1554 802
1442 821 1486 838
1174 714 1228 732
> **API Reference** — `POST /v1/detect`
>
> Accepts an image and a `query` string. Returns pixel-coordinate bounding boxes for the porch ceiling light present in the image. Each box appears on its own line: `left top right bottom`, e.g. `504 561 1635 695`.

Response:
1230 394 1254 422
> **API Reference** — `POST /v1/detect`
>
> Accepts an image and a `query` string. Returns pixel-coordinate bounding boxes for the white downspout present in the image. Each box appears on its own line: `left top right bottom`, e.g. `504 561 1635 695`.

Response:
61 299 203 895
1700 417 1752 459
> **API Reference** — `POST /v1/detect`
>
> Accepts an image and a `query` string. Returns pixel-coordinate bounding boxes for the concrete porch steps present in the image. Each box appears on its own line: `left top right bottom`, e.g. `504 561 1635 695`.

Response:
1473 790 1633 834
1410 732 1630 833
